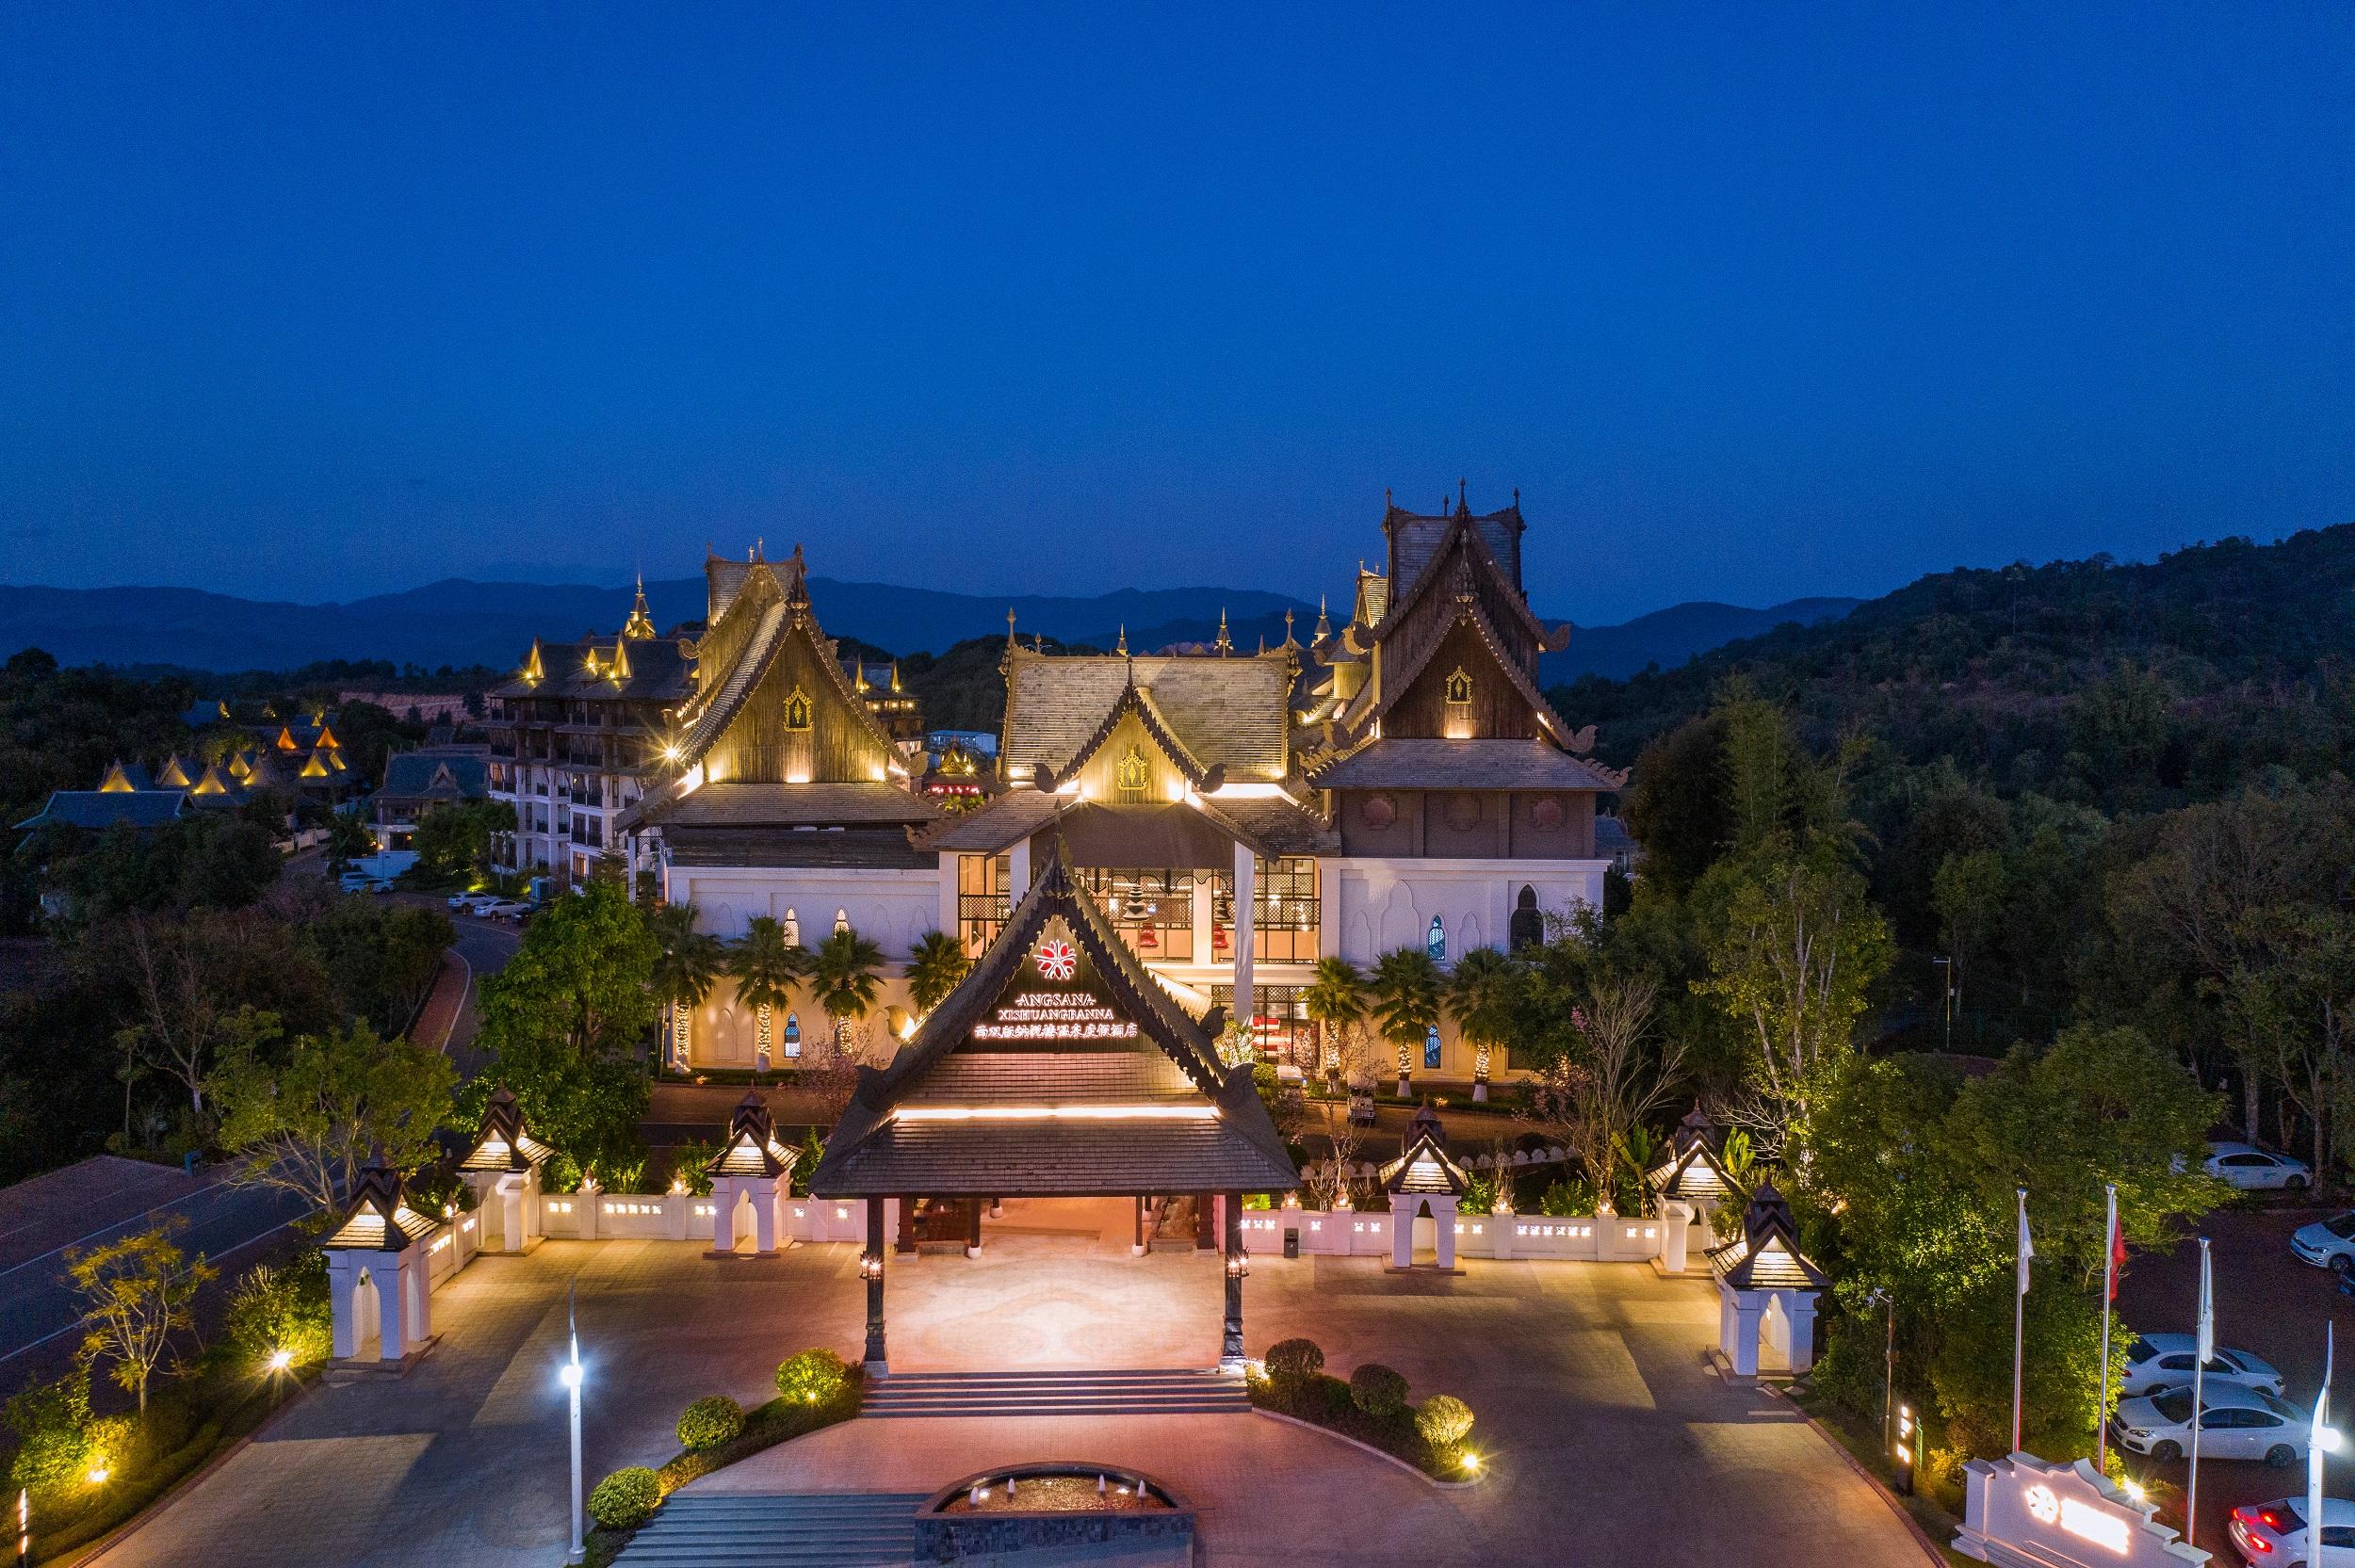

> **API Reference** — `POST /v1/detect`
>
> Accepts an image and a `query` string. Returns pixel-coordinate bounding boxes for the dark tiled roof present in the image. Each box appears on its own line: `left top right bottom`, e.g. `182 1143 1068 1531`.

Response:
1053 801 1242 870
1379 1107 1470 1195
16 790 187 832
706 1091 796 1179
379 750 491 803
488 636 694 702
1003 651 1291 783
918 790 1063 853
322 1166 439 1253
664 826 935 870
819 1118 1297 1197
1307 737 1619 791
1191 794 1336 857
459 1087 554 1172
907 1052 1198 1106
642 782 939 829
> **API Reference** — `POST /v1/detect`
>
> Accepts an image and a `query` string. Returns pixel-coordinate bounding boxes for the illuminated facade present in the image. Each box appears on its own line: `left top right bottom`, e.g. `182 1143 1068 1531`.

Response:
513 490 1620 1083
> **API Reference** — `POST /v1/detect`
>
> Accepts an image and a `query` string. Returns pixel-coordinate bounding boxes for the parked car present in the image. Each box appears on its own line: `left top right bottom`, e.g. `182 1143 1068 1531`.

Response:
478 899 532 921
2208 1141 2314 1191
2111 1382 2311 1467
2229 1495 2355 1566
2120 1333 2285 1398
2294 1213 2355 1274
447 892 501 914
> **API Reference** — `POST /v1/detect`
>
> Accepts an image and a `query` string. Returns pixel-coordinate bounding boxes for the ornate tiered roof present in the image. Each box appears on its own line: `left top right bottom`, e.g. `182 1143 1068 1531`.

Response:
1706 1181 1827 1291
322 1164 440 1253
808 837 1299 1199
1380 1105 1470 1196
458 1086 555 1173
705 1091 797 1179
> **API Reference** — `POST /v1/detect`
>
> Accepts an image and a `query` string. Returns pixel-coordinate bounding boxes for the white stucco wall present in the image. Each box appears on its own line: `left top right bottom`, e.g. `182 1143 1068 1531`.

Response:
666 865 943 960
1320 856 1606 968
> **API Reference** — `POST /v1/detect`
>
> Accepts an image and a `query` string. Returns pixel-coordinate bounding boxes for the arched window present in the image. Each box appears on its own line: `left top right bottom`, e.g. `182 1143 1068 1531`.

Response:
1510 885 1543 952
1426 916 1446 962
783 1013 801 1059
1423 1024 1442 1070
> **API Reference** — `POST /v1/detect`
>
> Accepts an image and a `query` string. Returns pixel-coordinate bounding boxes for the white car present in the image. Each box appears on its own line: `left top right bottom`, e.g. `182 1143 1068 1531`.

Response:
2208 1141 2314 1191
447 892 501 914
2293 1212 2355 1274
2111 1382 2310 1467
2120 1333 2285 1398
2229 1495 2355 1567
478 899 532 921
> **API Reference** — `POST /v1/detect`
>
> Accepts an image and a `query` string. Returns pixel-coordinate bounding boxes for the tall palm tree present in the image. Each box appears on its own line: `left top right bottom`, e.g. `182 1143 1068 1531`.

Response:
905 929 972 1019
1302 956 1370 1081
809 925 885 1061
730 915 808 1072
1369 946 1442 1098
1447 946 1519 1102
650 903 725 1071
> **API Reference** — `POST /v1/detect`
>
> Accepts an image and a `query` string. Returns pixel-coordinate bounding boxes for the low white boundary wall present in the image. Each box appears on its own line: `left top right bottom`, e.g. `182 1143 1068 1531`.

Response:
1239 1204 1669 1263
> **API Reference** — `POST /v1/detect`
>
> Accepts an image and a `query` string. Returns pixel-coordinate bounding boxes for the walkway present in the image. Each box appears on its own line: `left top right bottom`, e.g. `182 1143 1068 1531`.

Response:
89 1231 1931 1568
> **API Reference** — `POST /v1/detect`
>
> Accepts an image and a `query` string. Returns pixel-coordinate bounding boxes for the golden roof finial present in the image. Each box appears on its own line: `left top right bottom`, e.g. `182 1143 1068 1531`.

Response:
622 574 657 639
1214 607 1231 655
1115 624 1128 656
1314 594 1331 642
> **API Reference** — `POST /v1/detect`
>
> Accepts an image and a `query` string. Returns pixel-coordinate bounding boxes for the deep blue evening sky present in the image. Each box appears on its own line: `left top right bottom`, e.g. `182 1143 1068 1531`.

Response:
2 5 2347 622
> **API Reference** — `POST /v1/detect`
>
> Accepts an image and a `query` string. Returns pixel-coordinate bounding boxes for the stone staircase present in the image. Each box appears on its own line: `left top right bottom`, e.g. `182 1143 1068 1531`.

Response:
613 1491 929 1567
860 1366 1250 1418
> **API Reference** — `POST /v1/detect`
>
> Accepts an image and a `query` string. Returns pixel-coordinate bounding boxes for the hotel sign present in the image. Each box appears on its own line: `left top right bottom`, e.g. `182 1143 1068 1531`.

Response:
971 990 1140 1044
1956 1453 2205 1568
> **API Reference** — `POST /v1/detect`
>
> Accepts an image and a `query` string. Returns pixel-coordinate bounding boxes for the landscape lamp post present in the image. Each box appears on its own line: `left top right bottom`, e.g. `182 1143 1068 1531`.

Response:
560 1284 584 1564
2311 1323 2337 1568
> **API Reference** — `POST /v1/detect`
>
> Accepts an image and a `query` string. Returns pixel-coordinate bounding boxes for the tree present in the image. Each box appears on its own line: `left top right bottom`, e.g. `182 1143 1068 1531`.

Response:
472 878 657 1171
68 1218 214 1414
115 912 292 1117
1368 947 1441 1097
1445 947 1518 1101
905 929 971 1018
648 903 724 1068
809 926 885 1060
1697 850 1892 1159
304 899 452 1036
211 1022 455 1214
1302 956 1371 1081
730 915 806 1067
410 799 516 883
322 813 374 872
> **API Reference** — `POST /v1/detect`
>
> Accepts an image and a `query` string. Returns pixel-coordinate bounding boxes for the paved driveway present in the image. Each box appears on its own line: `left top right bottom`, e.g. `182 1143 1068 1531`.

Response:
93 1220 1926 1568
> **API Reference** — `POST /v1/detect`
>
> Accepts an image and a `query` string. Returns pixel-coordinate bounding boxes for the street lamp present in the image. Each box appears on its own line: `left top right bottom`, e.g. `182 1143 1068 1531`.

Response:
2310 1323 2336 1568
560 1284 585 1565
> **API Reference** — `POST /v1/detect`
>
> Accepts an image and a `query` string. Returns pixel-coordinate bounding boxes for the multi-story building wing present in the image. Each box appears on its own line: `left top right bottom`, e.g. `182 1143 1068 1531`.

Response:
486 577 690 882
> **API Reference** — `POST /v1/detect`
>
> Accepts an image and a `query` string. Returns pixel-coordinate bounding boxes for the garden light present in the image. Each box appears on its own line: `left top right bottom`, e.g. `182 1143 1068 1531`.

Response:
85 1465 107 1486
2319 1426 2345 1454
266 1348 293 1373
559 1360 583 1391
1461 1452 1480 1473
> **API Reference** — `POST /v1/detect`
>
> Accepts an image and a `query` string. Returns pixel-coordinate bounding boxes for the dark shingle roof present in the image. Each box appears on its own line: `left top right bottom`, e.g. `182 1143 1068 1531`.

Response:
17 790 187 832
1307 737 1619 791
918 790 1064 853
378 750 491 803
642 781 938 830
664 826 935 870
488 636 693 703
1002 651 1291 783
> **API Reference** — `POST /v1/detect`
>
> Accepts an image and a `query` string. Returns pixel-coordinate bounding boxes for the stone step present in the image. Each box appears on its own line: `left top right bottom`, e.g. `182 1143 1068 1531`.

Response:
615 1493 927 1568
861 1368 1248 1418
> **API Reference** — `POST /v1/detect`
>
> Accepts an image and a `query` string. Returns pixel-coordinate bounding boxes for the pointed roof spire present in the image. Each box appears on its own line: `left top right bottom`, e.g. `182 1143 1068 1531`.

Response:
890 661 901 693
1005 606 1019 649
1214 608 1231 655
1456 477 1470 516
522 639 545 684
1314 595 1331 642
610 638 632 681
1115 623 1128 656
1281 607 1297 649
622 573 657 639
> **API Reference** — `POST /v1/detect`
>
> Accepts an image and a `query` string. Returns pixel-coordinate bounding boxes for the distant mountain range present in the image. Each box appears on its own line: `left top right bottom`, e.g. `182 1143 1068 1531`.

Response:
0 575 1856 684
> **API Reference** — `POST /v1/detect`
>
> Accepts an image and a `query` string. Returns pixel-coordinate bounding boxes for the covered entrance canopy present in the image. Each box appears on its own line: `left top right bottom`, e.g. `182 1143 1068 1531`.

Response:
810 836 1298 1373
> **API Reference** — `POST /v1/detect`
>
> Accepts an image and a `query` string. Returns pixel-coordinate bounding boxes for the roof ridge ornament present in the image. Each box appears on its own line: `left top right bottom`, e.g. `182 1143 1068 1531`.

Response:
1214 608 1231 655
1115 623 1128 656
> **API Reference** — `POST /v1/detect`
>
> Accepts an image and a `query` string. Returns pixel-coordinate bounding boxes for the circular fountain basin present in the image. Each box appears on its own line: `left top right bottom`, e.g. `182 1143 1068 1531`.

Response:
918 1463 1193 1560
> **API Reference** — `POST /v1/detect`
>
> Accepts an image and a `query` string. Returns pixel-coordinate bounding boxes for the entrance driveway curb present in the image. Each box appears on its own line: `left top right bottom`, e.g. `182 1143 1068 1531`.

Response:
1760 1385 1947 1568
1248 1408 1478 1490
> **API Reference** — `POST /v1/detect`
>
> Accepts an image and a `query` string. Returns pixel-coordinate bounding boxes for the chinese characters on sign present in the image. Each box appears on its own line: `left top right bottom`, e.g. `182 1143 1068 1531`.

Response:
972 990 1139 1043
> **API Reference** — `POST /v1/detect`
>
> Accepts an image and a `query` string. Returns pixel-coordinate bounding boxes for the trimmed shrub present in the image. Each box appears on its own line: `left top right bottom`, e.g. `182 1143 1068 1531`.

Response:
587 1466 661 1530
4 1367 93 1497
221 1255 333 1371
775 1348 850 1407
1415 1394 1474 1447
1263 1337 1324 1385
675 1396 745 1452
1349 1363 1409 1420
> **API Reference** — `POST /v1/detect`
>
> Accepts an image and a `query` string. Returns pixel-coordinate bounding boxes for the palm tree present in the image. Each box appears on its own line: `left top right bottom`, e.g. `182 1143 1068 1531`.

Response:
1369 946 1442 1098
1447 946 1519 1102
809 925 885 1061
649 903 725 1071
905 929 971 1019
730 915 807 1071
1302 956 1370 1081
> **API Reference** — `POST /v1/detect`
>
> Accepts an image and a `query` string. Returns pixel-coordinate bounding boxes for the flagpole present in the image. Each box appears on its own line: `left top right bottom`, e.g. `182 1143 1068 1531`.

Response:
2310 1320 2333 1568
2013 1188 2029 1454
2097 1183 2117 1471
2189 1237 2211 1550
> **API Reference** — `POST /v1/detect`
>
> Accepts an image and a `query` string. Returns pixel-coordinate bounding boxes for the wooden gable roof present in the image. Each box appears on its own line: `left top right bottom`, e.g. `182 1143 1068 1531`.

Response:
807 837 1299 1198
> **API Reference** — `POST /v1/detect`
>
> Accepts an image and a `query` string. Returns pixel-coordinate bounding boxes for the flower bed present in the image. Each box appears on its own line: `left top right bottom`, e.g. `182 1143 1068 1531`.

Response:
1244 1349 1478 1482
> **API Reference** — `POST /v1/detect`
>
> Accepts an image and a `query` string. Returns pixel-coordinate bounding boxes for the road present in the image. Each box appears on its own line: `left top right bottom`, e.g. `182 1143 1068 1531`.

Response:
2114 1199 2355 1555
435 912 521 1075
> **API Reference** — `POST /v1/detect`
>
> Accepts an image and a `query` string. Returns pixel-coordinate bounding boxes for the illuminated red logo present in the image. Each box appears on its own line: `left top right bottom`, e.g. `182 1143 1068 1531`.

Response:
1034 939 1077 981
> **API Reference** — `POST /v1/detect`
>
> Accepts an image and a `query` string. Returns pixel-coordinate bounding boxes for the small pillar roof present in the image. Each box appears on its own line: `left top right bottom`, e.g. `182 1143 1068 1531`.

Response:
1380 1104 1470 1196
322 1164 439 1253
459 1086 555 1173
1649 1139 1741 1204
1705 1180 1827 1291
706 1091 797 1179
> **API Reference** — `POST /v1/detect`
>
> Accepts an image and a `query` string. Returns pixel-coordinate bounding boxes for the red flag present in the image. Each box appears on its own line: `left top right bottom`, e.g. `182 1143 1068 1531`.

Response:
2107 1197 2127 1302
